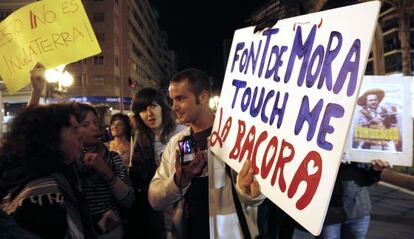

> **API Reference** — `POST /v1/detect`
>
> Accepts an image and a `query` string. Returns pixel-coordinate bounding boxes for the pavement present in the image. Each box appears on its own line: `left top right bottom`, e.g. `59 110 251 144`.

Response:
366 182 414 239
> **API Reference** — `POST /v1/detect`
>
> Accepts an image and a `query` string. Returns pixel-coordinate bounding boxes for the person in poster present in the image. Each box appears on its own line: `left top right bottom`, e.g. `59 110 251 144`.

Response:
353 88 401 151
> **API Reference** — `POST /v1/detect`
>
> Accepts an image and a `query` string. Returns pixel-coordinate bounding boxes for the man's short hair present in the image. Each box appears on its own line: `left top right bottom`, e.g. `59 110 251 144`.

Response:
170 68 211 97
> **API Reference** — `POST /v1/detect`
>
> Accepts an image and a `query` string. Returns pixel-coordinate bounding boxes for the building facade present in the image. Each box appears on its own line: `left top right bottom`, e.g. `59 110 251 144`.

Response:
365 0 413 76
61 0 177 110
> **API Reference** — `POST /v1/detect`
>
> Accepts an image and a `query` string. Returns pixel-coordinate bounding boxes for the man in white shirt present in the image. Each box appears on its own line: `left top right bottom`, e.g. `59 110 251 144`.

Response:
148 68 264 239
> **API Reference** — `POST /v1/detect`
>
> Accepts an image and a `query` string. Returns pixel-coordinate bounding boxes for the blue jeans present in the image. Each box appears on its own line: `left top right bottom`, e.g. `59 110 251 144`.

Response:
319 215 370 239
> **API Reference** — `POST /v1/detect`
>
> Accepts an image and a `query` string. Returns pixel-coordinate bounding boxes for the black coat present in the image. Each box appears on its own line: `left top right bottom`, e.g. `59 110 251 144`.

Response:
324 162 381 225
123 141 165 239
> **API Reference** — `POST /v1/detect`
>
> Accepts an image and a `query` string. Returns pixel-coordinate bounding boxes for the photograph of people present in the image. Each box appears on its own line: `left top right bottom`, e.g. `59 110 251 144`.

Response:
353 88 401 152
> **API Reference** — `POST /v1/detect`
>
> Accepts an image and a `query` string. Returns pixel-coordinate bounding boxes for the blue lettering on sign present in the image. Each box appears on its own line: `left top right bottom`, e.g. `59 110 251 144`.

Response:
334 39 360 96
229 24 361 97
317 103 344 150
318 31 342 91
294 95 323 142
284 25 317 85
231 79 288 128
227 23 363 152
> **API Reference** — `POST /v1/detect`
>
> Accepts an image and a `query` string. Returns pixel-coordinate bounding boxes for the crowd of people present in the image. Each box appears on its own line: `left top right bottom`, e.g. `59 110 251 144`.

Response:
0 64 390 239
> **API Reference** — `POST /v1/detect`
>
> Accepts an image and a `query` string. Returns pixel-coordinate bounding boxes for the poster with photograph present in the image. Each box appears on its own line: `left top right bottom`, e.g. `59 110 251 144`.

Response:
346 76 413 166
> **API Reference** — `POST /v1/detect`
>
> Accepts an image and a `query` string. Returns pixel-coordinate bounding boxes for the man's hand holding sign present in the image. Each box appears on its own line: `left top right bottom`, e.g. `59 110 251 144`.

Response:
237 160 260 198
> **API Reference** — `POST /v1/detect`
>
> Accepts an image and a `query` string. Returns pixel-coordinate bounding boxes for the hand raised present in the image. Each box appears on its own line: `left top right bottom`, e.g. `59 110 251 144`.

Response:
84 152 112 177
30 62 46 93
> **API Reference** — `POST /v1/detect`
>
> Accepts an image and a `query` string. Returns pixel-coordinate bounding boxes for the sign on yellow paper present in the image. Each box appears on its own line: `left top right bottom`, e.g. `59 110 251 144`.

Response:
0 0 101 94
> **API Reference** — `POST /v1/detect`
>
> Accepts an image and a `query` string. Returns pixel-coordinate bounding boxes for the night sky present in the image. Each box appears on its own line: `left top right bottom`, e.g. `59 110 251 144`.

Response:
152 0 269 90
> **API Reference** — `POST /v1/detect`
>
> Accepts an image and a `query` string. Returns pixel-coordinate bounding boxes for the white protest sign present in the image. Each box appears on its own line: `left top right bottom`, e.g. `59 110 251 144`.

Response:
346 76 413 166
210 1 381 235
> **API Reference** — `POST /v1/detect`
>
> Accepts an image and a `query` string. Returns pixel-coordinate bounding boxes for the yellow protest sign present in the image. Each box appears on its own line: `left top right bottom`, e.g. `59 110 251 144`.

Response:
0 0 101 94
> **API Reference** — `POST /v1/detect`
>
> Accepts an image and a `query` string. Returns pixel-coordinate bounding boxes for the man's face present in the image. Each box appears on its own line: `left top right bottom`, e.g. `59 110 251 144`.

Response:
169 79 202 124
366 94 379 110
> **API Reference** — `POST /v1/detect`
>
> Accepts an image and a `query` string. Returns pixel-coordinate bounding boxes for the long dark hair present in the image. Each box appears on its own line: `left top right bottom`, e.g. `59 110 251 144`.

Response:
131 87 175 145
130 88 177 191
0 104 75 197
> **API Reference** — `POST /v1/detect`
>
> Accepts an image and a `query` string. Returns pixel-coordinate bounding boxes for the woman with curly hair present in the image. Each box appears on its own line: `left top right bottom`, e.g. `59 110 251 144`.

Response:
0 104 94 239
125 87 185 239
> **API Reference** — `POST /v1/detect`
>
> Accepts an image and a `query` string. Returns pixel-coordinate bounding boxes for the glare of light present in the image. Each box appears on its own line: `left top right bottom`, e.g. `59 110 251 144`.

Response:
209 99 215 109
45 69 60 83
60 71 73 87
209 95 220 110
44 64 73 88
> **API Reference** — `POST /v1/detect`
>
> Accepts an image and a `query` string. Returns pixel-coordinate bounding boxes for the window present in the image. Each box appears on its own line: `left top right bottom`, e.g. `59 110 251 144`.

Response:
383 31 400 53
384 53 402 73
132 43 142 57
74 75 82 86
382 19 398 33
94 55 104 65
410 31 414 49
83 74 87 86
411 53 414 72
94 77 105 86
115 56 119 66
93 12 105 22
136 0 144 12
129 59 137 72
411 15 414 28
365 61 374 75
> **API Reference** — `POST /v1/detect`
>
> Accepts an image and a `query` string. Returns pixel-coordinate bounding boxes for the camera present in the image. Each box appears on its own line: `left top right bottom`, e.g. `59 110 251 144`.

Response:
178 136 197 165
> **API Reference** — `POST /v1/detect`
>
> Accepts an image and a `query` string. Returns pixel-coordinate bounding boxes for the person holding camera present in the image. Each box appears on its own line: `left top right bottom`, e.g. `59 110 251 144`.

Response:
148 68 264 239
124 87 185 239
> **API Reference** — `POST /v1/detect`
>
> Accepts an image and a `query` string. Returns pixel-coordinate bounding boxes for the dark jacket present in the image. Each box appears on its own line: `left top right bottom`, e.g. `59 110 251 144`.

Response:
124 139 165 239
324 162 381 225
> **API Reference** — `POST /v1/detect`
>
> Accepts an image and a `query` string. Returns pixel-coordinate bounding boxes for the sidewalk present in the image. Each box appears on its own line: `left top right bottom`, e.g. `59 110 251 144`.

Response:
366 182 414 239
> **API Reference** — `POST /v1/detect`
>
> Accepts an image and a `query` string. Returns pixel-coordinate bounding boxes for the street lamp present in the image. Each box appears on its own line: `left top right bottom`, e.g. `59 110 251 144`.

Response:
44 65 73 102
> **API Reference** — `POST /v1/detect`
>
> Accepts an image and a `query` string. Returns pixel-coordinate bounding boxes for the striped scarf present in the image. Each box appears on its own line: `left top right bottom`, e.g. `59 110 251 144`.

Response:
1 174 90 239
